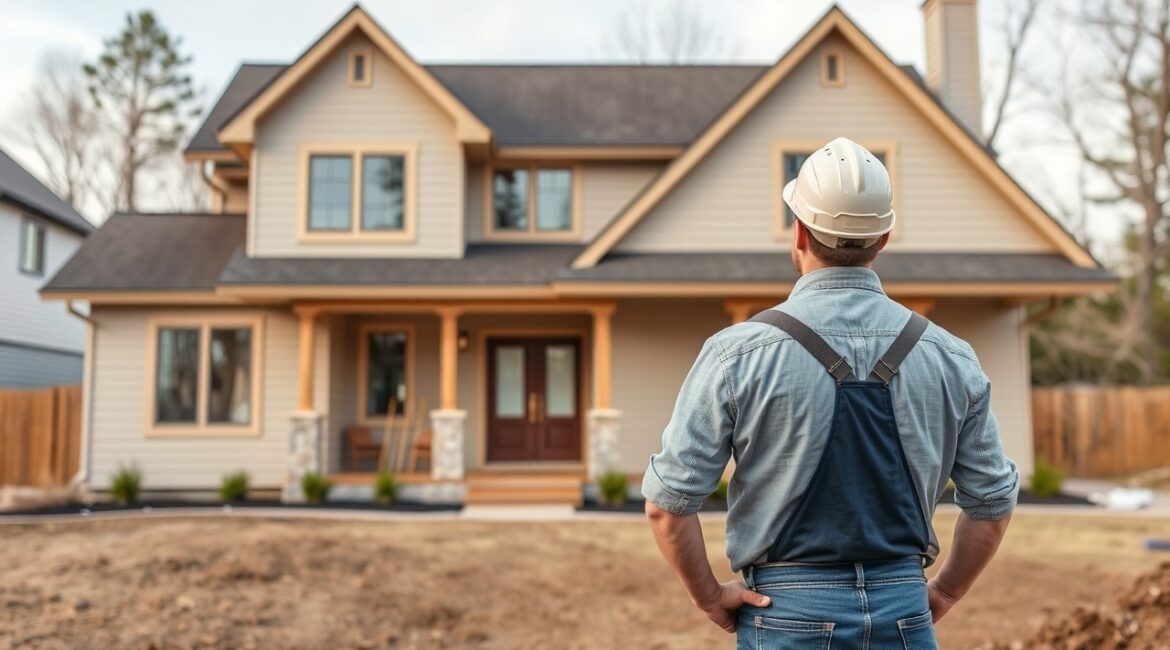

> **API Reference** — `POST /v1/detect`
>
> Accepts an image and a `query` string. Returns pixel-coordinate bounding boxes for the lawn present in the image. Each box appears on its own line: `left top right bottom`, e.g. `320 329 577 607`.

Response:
0 511 1167 649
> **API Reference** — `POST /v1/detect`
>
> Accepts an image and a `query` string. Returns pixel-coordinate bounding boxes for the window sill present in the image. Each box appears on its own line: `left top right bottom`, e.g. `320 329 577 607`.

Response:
482 230 579 243
298 231 416 244
145 424 261 438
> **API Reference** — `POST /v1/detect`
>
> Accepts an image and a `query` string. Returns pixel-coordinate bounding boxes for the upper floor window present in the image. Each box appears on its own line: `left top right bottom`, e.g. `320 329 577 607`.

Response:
19 218 45 276
348 46 373 87
773 141 893 236
148 316 263 437
821 48 845 87
486 165 580 240
299 143 417 243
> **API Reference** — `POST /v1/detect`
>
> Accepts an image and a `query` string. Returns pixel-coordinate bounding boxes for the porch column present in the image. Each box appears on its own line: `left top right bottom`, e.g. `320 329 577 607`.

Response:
430 307 466 481
898 298 937 316
724 299 755 324
286 308 322 502
588 304 622 480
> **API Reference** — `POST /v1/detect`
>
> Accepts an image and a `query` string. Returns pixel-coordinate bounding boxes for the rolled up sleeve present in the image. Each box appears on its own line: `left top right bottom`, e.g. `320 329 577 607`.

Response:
951 380 1019 520
641 337 735 516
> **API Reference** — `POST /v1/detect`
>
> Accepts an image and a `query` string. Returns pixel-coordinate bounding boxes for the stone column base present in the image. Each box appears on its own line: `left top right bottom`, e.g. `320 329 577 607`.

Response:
587 408 623 480
430 409 467 481
284 410 322 502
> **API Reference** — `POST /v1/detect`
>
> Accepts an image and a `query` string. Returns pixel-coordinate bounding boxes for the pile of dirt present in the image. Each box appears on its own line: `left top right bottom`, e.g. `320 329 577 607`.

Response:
983 561 1170 650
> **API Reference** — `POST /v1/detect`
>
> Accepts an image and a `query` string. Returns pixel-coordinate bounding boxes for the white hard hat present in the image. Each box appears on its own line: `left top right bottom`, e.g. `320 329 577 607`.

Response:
783 137 895 248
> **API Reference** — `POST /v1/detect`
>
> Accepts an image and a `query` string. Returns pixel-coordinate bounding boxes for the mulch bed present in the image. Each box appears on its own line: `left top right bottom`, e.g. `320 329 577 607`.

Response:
0 498 461 517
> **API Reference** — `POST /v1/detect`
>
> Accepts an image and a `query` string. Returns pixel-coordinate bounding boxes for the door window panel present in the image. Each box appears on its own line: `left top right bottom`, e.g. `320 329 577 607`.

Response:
495 345 526 417
545 344 576 418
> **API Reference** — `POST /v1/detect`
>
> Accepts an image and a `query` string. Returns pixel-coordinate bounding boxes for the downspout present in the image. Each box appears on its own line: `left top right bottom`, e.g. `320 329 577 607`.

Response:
65 300 96 490
200 161 229 212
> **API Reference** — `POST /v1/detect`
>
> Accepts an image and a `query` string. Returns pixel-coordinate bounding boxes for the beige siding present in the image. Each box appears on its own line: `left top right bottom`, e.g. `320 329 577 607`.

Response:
88 307 299 490
581 162 663 240
615 34 1053 253
611 299 729 474
252 32 463 258
932 300 1034 475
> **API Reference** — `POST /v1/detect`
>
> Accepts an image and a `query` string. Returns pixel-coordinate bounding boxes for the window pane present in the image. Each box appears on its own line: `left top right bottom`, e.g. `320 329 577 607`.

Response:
782 153 811 229
361 155 405 231
308 155 352 231
207 328 252 425
156 328 200 424
495 345 525 418
19 220 44 274
545 344 576 418
535 169 572 232
367 331 407 417
353 54 366 82
826 55 839 81
493 169 528 231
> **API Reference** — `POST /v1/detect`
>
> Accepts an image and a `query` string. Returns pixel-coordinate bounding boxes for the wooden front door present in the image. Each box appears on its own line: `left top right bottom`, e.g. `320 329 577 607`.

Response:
486 338 581 462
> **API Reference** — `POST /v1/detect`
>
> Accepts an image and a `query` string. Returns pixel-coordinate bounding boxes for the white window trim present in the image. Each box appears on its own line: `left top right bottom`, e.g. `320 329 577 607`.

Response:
18 217 46 277
144 314 265 437
483 163 583 242
297 142 418 244
772 139 899 240
356 322 416 426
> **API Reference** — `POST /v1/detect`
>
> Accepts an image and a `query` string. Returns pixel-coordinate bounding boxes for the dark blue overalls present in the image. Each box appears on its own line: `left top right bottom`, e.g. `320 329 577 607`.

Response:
736 311 938 650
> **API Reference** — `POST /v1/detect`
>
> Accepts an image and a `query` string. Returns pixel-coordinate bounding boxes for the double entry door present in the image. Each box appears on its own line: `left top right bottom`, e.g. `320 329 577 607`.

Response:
486 337 581 462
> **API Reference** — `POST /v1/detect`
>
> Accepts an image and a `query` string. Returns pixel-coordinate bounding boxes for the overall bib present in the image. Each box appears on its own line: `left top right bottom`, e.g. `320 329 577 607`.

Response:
737 310 936 650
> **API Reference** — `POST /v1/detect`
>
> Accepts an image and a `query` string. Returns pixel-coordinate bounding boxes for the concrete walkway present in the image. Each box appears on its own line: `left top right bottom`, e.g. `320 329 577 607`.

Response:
1062 478 1170 515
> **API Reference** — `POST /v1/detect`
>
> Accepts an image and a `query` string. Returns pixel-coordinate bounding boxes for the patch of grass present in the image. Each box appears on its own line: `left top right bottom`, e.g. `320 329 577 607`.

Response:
374 471 398 504
300 472 332 504
219 470 250 502
711 479 729 501
597 471 628 506
1030 456 1065 498
110 464 142 505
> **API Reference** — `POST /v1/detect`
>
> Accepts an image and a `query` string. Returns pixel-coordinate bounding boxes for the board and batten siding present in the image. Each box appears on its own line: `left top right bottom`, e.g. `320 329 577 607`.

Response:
0 202 86 357
87 307 299 490
251 32 463 258
614 34 1055 253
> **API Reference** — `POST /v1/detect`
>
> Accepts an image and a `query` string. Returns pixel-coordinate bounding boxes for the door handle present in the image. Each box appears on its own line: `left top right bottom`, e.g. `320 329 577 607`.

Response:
528 392 537 423
537 393 544 423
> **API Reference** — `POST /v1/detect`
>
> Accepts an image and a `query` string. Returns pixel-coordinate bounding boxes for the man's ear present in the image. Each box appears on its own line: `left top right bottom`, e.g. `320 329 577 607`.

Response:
877 232 891 251
793 221 810 251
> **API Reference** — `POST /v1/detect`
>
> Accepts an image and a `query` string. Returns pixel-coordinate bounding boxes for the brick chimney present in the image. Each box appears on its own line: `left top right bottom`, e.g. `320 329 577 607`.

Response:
922 0 983 137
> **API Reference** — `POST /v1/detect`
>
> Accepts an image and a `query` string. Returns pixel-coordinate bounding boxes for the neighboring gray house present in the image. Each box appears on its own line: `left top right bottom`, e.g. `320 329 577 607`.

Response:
0 147 93 387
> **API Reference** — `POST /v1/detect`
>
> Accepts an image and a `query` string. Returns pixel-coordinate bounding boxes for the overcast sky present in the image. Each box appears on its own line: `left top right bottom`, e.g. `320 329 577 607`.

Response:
0 0 1120 251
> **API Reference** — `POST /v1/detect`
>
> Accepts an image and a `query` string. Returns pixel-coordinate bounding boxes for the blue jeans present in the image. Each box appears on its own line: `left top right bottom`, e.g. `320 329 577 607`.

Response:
736 557 937 649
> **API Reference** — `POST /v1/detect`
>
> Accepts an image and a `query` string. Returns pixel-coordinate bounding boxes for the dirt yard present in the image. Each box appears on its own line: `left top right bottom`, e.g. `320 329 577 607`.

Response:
1 511 1167 649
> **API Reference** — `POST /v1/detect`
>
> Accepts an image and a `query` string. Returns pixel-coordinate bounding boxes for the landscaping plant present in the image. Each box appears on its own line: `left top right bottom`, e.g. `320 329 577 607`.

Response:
1030 456 1065 498
219 470 250 502
300 472 332 504
712 479 729 501
374 471 398 504
597 471 628 506
110 464 142 505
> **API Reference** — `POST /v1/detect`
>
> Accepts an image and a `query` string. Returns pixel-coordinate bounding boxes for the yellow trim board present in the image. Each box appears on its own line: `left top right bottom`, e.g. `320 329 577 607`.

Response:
571 7 1097 271
216 7 491 151
494 146 683 161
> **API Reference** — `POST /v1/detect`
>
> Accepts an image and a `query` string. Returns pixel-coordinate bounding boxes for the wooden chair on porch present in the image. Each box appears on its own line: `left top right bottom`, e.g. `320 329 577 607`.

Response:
378 396 433 474
343 426 382 472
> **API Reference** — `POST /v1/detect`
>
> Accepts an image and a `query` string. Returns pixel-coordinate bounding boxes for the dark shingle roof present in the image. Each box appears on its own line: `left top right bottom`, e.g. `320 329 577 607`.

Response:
42 213 245 292
0 147 93 235
185 63 766 152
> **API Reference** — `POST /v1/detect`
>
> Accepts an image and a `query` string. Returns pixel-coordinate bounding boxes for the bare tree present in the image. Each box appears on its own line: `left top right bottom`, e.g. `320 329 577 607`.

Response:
7 51 102 217
985 0 1045 148
606 0 731 63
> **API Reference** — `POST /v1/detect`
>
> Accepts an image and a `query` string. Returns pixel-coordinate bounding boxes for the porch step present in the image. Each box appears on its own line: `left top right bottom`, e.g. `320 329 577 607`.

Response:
464 472 583 506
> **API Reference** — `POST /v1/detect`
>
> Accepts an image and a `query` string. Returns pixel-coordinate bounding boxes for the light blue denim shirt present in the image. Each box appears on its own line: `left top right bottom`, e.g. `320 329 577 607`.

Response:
641 266 1020 571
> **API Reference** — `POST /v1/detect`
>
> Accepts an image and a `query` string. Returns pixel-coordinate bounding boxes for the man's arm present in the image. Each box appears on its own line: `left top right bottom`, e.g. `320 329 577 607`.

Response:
927 512 1010 621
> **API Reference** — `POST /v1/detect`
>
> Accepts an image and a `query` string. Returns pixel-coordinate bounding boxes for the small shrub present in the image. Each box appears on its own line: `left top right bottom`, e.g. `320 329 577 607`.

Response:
219 471 250 502
374 471 398 504
597 471 628 506
300 472 332 504
1030 456 1064 498
110 464 142 505
712 479 729 501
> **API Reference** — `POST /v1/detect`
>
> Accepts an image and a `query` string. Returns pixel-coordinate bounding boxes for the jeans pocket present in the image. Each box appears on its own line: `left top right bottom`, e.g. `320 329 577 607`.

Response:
897 611 937 650
754 616 834 650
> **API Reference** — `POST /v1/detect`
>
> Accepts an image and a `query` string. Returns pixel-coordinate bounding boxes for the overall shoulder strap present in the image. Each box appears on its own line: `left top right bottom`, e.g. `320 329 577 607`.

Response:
749 309 854 382
870 312 930 383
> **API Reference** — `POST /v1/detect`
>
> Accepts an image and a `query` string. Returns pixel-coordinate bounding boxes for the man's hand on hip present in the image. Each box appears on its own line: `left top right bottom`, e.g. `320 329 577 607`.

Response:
694 580 772 633
926 579 958 623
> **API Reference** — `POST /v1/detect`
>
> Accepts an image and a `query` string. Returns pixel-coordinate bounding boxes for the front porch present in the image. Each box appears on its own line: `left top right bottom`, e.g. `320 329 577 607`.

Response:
285 299 621 502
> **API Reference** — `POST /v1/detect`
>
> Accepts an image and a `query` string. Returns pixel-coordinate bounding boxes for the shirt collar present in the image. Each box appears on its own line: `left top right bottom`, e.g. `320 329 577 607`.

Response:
790 266 885 298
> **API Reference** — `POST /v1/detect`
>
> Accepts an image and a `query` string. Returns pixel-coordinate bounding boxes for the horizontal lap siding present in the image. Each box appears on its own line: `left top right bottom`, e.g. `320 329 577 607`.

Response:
0 344 82 388
615 34 1054 253
88 307 298 490
253 32 462 258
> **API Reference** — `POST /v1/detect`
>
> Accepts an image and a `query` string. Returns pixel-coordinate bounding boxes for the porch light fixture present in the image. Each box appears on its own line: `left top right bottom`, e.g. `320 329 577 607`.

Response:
457 330 470 350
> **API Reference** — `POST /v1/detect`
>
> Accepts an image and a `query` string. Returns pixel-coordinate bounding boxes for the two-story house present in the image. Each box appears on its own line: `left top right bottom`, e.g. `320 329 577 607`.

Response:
1 147 92 388
43 2 1115 502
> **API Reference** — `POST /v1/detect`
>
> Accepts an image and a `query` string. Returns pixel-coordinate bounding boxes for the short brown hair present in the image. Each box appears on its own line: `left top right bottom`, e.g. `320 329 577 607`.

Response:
804 225 882 266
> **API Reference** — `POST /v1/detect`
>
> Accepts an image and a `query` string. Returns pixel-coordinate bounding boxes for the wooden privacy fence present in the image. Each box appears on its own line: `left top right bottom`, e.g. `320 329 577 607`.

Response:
0 385 81 487
1032 385 1170 478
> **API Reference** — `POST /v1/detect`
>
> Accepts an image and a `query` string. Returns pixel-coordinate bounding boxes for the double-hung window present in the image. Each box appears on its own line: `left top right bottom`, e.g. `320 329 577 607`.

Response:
486 165 578 239
149 317 263 436
301 144 416 242
19 218 45 276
